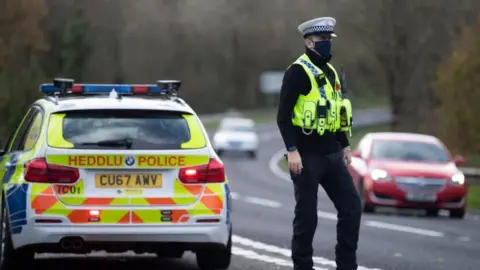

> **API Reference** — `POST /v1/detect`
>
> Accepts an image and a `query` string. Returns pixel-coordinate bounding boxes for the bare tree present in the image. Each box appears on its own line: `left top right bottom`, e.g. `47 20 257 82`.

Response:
335 0 480 132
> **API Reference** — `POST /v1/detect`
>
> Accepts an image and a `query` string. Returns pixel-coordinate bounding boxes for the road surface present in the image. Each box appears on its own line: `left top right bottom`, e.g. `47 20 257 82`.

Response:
36 108 480 270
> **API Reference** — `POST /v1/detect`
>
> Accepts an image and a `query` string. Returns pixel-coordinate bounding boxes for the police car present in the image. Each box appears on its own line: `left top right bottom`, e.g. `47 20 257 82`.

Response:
0 78 232 269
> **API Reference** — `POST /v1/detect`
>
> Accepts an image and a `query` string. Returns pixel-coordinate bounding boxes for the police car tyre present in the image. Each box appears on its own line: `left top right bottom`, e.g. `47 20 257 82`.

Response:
196 227 232 270
247 151 257 159
0 198 34 270
449 209 465 219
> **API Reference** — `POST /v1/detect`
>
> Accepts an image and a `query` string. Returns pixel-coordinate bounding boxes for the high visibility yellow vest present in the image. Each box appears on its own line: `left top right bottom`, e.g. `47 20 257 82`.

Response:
291 54 353 135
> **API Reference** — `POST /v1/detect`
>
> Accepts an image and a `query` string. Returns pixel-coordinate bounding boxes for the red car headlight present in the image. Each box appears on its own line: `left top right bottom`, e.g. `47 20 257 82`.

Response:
450 172 465 185
370 169 392 182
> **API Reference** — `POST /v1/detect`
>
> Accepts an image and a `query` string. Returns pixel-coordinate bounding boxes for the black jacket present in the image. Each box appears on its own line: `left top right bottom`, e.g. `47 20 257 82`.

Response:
276 47 350 156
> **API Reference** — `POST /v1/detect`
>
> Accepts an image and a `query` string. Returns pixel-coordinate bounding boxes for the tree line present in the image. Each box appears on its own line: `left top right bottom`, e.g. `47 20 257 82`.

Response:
0 0 479 157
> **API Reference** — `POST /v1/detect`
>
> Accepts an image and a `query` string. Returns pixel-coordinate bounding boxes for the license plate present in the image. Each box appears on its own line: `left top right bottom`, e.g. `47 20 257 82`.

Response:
406 193 436 202
95 174 162 188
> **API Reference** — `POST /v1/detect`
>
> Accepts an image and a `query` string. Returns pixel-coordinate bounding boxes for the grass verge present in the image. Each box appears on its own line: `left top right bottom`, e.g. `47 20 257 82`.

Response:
468 185 480 210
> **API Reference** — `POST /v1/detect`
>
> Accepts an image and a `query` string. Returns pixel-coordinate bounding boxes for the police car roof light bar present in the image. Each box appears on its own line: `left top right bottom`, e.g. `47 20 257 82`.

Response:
40 79 182 97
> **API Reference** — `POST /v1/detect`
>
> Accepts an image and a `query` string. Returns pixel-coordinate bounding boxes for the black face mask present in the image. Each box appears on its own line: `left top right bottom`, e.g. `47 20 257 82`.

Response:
313 40 332 60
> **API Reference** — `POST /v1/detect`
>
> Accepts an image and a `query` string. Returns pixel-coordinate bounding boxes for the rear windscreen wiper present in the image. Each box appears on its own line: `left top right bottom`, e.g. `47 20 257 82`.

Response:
80 138 133 149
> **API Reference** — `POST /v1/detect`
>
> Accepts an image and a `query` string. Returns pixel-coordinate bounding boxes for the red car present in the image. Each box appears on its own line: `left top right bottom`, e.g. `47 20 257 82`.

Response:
349 132 468 219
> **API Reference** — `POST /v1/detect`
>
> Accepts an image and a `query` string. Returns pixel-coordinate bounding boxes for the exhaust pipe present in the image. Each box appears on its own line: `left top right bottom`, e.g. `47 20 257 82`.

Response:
60 237 84 250
60 239 72 250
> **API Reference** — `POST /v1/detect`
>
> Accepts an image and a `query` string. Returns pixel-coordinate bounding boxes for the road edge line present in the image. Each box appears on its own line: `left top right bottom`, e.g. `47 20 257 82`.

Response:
268 148 291 182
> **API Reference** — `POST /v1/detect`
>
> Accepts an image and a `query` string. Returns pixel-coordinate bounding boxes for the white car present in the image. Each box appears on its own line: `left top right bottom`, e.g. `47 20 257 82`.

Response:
212 118 259 159
0 79 232 270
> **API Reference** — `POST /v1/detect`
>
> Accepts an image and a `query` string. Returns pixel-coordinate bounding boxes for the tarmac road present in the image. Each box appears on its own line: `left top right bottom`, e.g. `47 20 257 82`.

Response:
35 108 480 270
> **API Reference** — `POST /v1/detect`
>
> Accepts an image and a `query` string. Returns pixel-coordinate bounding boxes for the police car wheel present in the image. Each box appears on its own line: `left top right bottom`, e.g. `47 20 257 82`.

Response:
196 229 232 270
0 197 34 270
247 151 257 159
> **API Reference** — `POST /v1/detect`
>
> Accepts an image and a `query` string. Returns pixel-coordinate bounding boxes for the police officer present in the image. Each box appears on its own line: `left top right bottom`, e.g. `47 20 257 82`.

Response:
276 17 361 270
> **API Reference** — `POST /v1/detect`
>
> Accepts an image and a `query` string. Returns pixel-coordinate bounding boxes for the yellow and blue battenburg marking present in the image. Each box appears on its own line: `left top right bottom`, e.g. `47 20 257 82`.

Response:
2 153 28 234
29 181 229 224
7 184 28 234
224 183 231 224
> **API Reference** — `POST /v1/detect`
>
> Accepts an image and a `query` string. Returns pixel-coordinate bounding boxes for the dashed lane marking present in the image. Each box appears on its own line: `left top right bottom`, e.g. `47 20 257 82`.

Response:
268 148 291 183
364 221 444 237
232 246 329 270
243 196 282 208
232 194 446 238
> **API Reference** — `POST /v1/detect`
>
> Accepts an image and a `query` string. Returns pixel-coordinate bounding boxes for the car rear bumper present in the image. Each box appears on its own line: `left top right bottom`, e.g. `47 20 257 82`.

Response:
365 182 467 210
13 217 230 251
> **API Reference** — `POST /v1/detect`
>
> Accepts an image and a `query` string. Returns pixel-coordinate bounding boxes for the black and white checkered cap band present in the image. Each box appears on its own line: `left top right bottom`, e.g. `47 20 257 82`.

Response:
303 25 334 35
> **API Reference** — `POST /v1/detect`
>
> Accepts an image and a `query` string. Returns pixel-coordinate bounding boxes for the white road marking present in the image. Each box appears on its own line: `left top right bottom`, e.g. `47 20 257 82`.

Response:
467 214 479 220
318 210 444 238
317 210 338 220
232 246 331 270
269 148 291 182
364 221 444 237
457 236 470 242
243 196 282 208
230 192 241 200
268 148 326 194
232 194 447 238
232 246 294 267
233 235 382 270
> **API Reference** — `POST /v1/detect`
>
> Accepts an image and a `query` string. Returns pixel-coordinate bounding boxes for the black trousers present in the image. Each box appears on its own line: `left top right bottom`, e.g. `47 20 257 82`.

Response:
290 150 361 270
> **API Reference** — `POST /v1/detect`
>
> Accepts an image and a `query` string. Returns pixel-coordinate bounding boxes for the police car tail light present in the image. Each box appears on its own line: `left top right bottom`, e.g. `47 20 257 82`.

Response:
178 159 225 184
24 158 80 184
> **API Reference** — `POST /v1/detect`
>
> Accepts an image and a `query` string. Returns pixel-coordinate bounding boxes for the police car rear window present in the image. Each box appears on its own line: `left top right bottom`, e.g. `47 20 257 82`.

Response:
47 110 204 150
